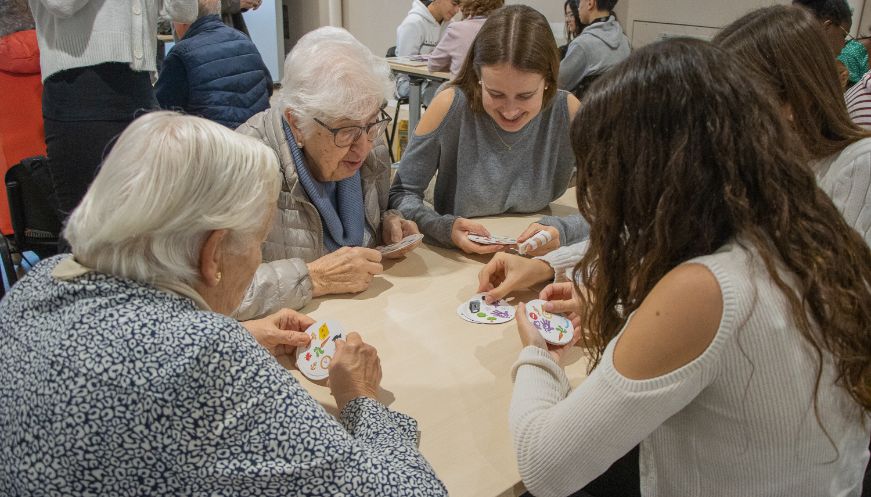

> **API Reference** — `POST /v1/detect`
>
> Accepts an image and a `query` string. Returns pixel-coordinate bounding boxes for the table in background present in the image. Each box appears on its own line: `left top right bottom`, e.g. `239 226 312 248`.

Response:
387 58 451 133
279 189 589 497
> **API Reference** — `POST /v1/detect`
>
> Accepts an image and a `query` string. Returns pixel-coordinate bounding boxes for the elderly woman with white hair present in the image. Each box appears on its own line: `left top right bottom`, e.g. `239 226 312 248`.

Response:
0 112 447 496
234 26 421 320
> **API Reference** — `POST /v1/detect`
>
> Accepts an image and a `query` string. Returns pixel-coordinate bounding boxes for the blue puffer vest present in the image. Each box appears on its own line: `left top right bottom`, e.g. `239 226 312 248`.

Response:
156 15 272 129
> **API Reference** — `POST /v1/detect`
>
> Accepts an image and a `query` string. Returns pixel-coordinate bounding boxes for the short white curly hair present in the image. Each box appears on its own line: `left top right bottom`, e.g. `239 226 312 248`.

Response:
278 26 394 138
65 111 281 286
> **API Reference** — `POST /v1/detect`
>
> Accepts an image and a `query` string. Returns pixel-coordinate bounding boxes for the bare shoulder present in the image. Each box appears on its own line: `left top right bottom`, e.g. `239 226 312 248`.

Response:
612 263 723 380
414 87 456 136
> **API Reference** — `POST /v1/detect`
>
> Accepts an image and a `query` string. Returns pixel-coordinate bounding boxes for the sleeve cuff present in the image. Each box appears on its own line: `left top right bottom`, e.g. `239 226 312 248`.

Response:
511 346 571 395
339 397 421 446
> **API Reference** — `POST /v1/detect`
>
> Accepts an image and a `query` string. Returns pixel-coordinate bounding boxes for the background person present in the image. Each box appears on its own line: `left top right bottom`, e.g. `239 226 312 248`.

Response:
427 0 504 78
558 0 629 98
395 0 460 103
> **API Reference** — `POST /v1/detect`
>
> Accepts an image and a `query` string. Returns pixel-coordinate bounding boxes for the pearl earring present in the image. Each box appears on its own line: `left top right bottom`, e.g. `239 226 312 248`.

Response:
215 272 222 283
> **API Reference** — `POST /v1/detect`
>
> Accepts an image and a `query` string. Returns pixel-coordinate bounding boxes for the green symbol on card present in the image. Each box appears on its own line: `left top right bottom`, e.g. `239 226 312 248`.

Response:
477 312 486 318
314 347 324 357
487 316 496 321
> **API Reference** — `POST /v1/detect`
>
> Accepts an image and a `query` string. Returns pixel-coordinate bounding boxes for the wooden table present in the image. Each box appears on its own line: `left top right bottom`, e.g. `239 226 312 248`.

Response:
281 189 589 497
387 58 452 133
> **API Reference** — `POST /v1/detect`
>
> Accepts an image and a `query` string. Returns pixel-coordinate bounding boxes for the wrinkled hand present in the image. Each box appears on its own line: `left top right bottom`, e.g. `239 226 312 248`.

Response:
516 302 581 364
308 247 383 297
241 308 313 357
451 218 504 254
478 252 554 303
328 332 382 410
381 215 422 259
516 223 561 256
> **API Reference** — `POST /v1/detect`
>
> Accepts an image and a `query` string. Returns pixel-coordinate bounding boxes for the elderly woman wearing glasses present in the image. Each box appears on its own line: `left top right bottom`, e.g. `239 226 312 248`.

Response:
235 27 421 320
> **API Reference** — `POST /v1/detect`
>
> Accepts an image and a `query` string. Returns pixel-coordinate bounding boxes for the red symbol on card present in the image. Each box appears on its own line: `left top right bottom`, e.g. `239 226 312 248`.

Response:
530 312 539 321
305 352 311 361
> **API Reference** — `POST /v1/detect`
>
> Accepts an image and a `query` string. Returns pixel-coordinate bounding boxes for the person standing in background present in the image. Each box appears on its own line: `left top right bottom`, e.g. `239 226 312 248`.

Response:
396 0 460 104
220 0 260 37
28 0 197 246
0 0 45 236
427 0 504 78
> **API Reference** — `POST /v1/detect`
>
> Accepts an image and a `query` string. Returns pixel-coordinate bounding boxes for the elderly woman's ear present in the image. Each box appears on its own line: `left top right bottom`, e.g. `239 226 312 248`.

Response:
284 110 304 147
198 229 229 287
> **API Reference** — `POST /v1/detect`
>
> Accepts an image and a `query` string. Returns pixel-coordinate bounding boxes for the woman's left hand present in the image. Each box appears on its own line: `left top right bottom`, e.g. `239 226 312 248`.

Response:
516 302 580 365
516 223 560 256
381 215 422 259
241 308 314 357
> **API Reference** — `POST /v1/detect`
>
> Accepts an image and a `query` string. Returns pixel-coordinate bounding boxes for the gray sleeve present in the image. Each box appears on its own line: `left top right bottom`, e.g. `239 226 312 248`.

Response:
163 0 197 23
558 41 590 91
537 213 589 246
395 22 424 98
389 134 457 247
233 258 313 320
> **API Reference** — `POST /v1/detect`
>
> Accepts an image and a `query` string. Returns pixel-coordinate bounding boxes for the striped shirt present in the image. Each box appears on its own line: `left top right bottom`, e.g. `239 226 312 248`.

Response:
846 71 871 129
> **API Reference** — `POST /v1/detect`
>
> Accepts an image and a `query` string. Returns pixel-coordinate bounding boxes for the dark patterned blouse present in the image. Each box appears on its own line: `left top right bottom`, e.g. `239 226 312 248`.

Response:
0 256 447 496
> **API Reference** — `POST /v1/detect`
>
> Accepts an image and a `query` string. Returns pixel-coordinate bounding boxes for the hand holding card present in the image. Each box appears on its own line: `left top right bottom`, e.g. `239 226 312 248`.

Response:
516 302 578 364
376 233 424 258
296 320 345 380
327 331 383 410
451 218 504 255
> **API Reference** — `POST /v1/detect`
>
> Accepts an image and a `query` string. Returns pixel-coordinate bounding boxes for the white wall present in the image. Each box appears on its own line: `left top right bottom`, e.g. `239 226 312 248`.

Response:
243 0 283 81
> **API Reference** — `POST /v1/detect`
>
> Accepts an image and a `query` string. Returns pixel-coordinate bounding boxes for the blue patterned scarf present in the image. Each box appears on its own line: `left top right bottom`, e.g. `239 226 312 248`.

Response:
282 119 364 252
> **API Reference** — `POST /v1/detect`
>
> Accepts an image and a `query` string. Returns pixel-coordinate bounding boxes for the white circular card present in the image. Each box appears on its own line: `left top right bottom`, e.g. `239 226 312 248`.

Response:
525 299 574 345
296 320 344 380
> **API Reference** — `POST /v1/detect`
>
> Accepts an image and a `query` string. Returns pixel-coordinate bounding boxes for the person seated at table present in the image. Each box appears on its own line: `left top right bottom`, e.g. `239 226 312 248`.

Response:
558 0 629 98
509 38 871 497
235 27 421 320
0 111 448 496
155 0 272 129
396 0 461 103
716 5 871 246
427 0 504 78
390 5 586 256
559 0 584 60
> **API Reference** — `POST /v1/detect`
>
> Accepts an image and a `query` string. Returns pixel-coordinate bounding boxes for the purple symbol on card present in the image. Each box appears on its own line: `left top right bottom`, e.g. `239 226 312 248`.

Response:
491 308 511 319
536 319 554 333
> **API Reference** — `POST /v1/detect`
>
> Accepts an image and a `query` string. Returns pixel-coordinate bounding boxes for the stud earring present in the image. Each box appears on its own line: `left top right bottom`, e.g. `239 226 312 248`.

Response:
215 272 222 283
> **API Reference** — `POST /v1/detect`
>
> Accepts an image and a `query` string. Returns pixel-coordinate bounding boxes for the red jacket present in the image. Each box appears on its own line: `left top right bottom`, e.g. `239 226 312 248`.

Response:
0 29 45 235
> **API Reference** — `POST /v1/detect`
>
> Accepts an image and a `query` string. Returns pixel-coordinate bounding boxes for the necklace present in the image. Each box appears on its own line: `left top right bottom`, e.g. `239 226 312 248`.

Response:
488 117 529 151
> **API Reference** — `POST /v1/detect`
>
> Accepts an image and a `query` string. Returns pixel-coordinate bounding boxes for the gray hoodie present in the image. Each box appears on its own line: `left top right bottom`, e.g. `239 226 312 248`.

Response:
395 0 446 100
558 15 630 93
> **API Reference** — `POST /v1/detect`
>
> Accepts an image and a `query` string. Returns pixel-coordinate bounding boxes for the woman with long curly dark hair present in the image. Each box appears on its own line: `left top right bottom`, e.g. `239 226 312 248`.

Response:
508 38 871 497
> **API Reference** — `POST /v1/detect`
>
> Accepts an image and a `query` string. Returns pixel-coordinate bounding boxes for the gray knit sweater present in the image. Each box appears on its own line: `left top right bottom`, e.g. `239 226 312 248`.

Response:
28 0 196 81
389 88 588 247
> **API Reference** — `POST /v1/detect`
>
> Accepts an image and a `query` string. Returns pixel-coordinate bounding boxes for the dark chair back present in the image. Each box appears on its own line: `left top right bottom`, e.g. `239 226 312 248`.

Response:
5 156 61 259
571 73 603 100
386 46 397 58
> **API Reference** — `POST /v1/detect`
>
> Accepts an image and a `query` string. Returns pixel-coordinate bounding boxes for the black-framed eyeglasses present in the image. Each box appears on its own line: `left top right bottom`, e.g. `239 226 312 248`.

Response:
313 110 392 148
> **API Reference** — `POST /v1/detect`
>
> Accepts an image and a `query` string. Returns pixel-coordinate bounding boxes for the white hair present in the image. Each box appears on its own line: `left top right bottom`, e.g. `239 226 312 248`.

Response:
198 0 220 17
65 111 280 286
278 26 394 138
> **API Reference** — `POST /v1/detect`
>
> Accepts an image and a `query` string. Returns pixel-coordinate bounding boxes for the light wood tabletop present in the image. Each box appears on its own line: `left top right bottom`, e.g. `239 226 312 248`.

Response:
387 58 452 134
279 189 590 497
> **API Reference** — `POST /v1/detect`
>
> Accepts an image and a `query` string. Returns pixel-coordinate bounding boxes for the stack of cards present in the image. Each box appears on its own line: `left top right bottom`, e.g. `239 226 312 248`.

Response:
296 320 345 380
467 233 517 245
525 299 574 345
377 233 424 256
456 293 516 324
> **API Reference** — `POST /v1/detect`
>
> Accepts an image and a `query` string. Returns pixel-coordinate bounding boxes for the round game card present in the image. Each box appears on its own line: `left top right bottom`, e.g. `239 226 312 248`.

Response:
457 293 516 324
296 320 344 380
525 299 574 345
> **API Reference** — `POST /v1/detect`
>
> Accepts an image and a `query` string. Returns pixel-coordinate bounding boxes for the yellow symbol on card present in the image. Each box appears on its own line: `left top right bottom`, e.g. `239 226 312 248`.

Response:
318 323 330 340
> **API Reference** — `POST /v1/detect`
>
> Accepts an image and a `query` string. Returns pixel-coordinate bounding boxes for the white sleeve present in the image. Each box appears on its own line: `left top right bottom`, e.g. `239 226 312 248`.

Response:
825 151 871 245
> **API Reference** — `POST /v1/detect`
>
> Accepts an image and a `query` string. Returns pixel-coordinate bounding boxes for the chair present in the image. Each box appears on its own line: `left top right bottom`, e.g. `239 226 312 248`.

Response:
386 46 408 163
5 156 61 264
571 73 603 101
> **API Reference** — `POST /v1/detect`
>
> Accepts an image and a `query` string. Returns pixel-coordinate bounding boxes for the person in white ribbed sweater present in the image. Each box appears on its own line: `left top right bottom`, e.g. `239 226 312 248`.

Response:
508 37 871 497
28 0 196 238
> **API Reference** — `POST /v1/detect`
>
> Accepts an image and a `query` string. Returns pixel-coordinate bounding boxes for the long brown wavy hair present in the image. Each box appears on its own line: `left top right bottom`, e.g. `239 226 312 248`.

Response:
571 38 871 412
451 4 559 114
714 5 870 161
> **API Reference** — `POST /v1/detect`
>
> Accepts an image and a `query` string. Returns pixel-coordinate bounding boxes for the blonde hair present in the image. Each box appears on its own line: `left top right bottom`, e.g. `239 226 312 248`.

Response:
65 112 280 286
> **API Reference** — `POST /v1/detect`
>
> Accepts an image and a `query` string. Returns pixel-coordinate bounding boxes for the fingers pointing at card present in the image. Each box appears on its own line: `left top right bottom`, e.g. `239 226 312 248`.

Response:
329 332 382 411
540 281 581 315
478 253 555 303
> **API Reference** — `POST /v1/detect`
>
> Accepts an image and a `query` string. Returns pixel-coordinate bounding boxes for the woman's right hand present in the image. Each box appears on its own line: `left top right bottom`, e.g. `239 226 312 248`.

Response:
478 252 555 303
308 247 383 297
328 332 382 410
451 217 505 254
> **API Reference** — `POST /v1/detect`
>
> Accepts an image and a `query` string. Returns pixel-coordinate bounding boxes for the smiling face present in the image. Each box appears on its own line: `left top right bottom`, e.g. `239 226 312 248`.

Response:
287 108 381 182
430 0 460 22
479 63 547 132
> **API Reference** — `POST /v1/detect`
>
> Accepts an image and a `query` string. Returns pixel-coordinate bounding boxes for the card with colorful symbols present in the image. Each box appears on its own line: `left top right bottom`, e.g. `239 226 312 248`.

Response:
296 320 344 381
467 233 517 245
457 293 516 324
376 233 424 255
525 299 574 345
